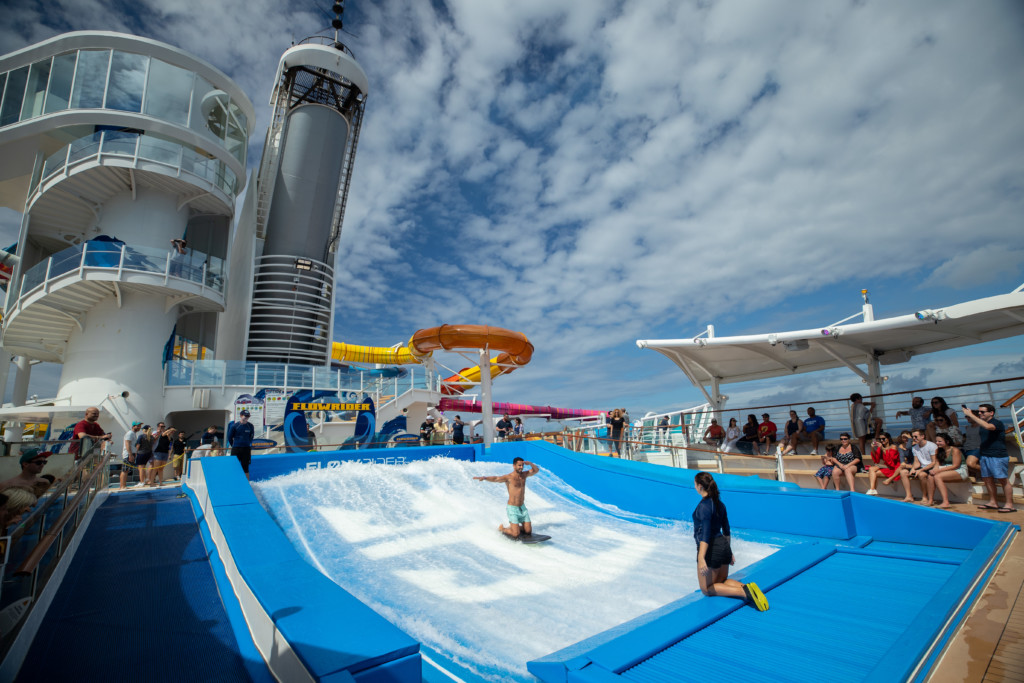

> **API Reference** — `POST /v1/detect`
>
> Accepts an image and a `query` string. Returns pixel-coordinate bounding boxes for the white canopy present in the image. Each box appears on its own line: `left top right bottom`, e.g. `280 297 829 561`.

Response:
637 286 1024 407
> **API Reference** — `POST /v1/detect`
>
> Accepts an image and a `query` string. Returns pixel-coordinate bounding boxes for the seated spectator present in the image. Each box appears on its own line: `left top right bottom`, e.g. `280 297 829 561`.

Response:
895 397 931 432
755 413 777 456
903 429 938 497
0 448 53 494
830 433 862 491
932 413 962 447
895 430 914 466
779 411 802 455
784 407 825 455
925 396 959 442
866 432 912 501
722 418 741 453
849 393 883 455
925 434 966 509
1 487 38 528
703 419 725 449
736 415 759 454
33 473 55 499
815 445 839 490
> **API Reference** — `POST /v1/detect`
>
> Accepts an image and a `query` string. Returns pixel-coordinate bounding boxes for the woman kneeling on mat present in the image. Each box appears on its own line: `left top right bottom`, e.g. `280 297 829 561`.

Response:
692 472 769 611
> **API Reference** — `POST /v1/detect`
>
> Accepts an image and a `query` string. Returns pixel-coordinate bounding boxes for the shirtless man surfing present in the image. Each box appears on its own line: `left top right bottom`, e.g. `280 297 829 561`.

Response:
474 457 540 538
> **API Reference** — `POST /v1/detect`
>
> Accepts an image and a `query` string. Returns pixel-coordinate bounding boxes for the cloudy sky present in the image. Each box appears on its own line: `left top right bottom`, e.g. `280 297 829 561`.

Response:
2 0 1023 417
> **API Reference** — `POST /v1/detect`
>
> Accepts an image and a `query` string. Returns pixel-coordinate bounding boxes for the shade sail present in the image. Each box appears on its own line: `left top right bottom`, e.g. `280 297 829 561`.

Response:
637 288 1024 389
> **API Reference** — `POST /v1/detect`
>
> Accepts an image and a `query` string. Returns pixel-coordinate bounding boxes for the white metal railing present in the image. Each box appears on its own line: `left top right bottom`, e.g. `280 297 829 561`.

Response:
16 240 224 303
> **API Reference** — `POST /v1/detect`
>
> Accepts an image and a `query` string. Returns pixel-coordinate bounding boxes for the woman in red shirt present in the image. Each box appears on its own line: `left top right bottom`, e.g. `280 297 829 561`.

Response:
866 432 911 501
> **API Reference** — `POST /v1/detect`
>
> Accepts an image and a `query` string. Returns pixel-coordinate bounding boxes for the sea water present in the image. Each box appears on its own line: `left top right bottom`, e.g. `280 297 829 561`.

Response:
253 458 778 681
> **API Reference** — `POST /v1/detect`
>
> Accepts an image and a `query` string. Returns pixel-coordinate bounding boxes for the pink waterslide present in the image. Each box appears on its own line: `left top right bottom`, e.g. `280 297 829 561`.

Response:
438 397 605 420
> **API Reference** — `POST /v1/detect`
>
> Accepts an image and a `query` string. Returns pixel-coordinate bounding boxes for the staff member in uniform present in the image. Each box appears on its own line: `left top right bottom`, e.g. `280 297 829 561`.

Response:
227 410 255 479
692 471 769 611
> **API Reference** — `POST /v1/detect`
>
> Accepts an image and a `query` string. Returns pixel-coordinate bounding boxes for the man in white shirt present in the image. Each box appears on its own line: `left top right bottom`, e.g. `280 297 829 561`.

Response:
120 421 142 490
906 429 938 495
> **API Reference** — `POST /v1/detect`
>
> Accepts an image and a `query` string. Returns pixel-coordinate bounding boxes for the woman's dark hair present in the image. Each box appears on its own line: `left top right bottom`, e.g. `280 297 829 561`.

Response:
878 432 892 443
930 396 950 419
728 417 737 426
746 414 757 425
934 433 951 465
839 432 851 440
694 471 721 502
825 444 837 454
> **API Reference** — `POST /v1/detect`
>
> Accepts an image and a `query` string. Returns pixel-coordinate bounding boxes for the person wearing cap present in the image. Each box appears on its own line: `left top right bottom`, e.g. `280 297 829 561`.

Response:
120 421 142 490
227 410 256 478
419 416 434 446
755 413 777 456
0 447 53 502
69 406 111 459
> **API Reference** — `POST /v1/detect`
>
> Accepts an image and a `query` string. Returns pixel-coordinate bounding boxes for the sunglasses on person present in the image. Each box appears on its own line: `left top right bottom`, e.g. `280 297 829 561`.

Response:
30 459 47 466
840 437 850 441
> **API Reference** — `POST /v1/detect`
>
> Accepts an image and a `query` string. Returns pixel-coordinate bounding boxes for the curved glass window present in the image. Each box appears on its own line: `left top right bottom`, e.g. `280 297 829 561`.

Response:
105 51 147 112
70 50 110 109
43 52 76 114
21 59 50 120
144 59 192 125
0 66 27 126
2 47 249 164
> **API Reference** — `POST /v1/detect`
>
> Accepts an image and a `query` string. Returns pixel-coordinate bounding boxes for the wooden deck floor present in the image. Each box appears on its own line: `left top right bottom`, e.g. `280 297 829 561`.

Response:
930 506 1024 682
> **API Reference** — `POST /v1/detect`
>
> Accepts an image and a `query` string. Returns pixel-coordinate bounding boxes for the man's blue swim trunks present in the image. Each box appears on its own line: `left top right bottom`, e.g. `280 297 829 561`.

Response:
507 504 531 524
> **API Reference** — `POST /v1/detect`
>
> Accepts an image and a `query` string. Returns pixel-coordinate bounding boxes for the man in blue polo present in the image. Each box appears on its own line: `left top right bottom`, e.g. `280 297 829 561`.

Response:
964 404 1013 513
226 410 255 479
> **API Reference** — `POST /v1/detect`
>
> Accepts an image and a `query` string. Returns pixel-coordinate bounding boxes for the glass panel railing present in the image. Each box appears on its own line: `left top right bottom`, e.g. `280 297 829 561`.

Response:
29 130 239 201
165 360 431 394
17 241 225 300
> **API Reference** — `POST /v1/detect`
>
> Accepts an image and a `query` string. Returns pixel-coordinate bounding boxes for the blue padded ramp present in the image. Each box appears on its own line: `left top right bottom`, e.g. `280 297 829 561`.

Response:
16 489 266 682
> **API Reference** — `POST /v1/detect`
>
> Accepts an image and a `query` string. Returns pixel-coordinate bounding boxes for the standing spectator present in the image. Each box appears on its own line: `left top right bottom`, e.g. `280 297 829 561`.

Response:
512 417 525 440
69 406 111 459
151 427 174 486
964 404 1013 512
152 421 166 444
200 425 221 447
830 433 862 491
451 416 465 445
848 394 881 455
227 410 255 479
779 411 803 455
431 416 447 445
120 421 141 490
134 426 154 487
722 418 742 453
607 409 626 457
756 413 777 456
172 430 188 480
895 397 931 432
703 419 725 449
170 238 190 277
657 415 670 444
419 416 433 446
787 407 825 455
496 414 513 441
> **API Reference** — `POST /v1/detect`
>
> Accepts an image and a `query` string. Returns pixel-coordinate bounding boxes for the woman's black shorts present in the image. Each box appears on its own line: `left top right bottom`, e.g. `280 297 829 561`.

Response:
699 535 733 569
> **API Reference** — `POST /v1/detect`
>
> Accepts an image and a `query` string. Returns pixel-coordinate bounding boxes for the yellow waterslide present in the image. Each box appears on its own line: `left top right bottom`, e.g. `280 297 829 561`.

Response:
330 324 534 395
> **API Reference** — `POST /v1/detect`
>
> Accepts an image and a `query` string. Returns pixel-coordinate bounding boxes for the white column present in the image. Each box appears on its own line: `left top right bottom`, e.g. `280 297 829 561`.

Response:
12 355 31 405
479 348 495 447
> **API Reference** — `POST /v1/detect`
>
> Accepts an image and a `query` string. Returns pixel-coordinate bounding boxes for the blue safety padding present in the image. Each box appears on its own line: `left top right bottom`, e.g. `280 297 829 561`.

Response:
16 489 261 682
848 493 996 547
188 491 277 683
350 652 422 682
196 457 421 681
862 540 972 563
494 441 856 538
249 444 477 481
620 550 958 683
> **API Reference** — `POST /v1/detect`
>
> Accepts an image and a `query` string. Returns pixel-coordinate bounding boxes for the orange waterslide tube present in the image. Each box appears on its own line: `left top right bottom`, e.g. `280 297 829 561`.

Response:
330 325 534 394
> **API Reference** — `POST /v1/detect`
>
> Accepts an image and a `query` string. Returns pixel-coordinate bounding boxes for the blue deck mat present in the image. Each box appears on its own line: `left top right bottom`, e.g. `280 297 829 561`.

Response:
16 489 259 682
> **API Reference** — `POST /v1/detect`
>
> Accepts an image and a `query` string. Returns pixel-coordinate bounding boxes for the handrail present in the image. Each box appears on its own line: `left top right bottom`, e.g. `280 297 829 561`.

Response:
715 375 1024 413
14 450 111 576
1001 388 1024 408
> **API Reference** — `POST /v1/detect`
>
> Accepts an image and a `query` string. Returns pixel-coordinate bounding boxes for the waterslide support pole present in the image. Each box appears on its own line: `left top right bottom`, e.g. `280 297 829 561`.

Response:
479 348 495 447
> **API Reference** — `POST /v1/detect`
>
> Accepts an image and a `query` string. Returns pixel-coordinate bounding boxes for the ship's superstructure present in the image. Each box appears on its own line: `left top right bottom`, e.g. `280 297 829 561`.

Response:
0 31 254 424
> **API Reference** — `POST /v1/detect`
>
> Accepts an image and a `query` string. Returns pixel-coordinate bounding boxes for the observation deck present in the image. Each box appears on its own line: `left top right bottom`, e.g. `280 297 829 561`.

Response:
2 240 224 362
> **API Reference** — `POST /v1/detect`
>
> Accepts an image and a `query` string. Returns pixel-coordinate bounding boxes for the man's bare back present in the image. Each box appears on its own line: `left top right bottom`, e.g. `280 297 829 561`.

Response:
474 458 540 537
